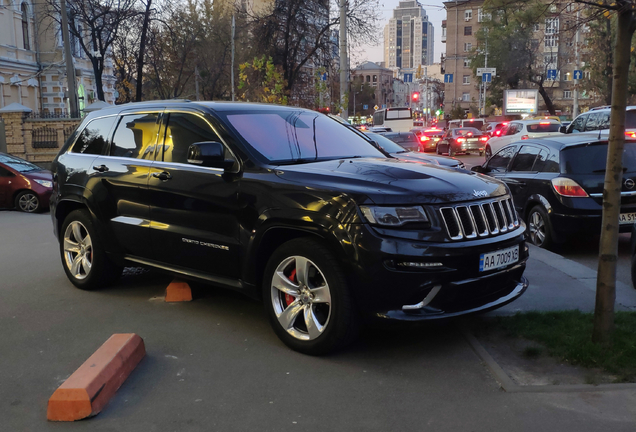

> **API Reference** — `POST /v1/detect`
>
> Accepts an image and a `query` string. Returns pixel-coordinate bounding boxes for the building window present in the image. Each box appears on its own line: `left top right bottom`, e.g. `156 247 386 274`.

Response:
545 17 559 34
465 10 472 21
464 58 471 67
564 72 572 81
373 75 377 82
21 3 30 50
545 34 558 48
462 92 470 102
366 76 370 82
477 8 491 22
464 42 472 52
463 75 470 84
464 26 472 36
563 90 572 99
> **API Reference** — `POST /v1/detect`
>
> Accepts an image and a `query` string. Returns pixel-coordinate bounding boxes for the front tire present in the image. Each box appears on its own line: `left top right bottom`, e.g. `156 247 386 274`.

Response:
60 209 123 290
527 205 554 249
436 144 442 155
263 238 358 355
15 191 41 213
449 145 456 157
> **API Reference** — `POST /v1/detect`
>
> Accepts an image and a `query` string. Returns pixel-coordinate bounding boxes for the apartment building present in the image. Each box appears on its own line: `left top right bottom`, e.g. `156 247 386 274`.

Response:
351 62 394 108
384 0 435 77
442 0 593 115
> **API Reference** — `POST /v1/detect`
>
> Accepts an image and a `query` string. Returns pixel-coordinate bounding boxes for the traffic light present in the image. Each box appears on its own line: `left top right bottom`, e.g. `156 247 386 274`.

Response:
412 92 419 102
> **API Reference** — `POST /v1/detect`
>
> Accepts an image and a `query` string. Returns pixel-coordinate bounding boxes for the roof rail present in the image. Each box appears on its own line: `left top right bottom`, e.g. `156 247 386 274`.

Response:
589 105 610 111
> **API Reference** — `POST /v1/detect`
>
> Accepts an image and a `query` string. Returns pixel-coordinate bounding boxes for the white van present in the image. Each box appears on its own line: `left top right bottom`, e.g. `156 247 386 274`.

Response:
373 107 413 133
449 118 486 131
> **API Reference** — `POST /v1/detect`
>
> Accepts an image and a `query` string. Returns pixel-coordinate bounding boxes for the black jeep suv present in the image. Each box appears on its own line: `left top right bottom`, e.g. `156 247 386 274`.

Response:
51 101 528 355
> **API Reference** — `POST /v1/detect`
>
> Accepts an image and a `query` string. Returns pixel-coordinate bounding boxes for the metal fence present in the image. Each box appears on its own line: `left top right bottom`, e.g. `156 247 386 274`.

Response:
63 125 77 143
32 126 58 148
26 111 81 120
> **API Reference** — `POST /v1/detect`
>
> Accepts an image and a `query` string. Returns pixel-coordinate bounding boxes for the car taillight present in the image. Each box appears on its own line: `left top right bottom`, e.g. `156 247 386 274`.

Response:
551 178 589 197
540 121 551 125
457 137 466 143
420 135 430 142
521 135 529 140
495 130 502 136
479 136 488 142
626 131 636 139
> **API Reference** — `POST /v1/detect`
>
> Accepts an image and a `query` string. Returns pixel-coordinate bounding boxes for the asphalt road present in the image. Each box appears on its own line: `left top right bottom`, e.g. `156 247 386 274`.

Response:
2 210 636 431
454 152 634 288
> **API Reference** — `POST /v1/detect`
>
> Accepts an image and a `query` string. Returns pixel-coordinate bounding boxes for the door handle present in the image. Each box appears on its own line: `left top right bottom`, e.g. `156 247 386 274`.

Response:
152 171 172 181
93 165 109 172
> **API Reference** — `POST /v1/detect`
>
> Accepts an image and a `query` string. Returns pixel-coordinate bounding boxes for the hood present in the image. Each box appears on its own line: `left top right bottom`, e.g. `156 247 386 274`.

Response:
394 152 461 168
274 157 508 205
21 169 53 181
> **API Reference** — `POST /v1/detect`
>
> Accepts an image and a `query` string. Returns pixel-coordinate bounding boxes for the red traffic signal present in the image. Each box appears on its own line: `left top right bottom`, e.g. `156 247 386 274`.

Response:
412 92 420 101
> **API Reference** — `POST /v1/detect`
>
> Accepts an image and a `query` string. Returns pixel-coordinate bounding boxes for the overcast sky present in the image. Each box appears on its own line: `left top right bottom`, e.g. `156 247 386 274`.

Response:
354 0 447 67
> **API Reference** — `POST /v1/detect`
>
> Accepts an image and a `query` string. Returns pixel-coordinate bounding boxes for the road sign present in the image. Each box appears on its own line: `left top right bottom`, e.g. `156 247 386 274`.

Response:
321 73 327 81
573 70 583 80
547 69 558 80
374 105 379 110
362 104 368 110
482 73 492 83
444 74 453 83
404 73 413 83
476 67 496 77
381 104 387 109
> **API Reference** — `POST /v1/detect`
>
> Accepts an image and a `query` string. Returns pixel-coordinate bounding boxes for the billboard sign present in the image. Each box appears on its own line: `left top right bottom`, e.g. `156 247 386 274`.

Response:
504 89 539 115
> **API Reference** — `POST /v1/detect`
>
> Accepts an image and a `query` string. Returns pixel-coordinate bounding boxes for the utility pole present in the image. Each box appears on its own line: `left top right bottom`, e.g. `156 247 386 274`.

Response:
339 0 348 120
60 0 78 116
424 67 428 126
231 14 236 101
482 31 489 117
573 8 580 118
195 65 200 101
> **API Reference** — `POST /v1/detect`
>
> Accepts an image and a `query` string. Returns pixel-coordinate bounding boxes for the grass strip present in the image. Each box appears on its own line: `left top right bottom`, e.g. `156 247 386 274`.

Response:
482 310 636 382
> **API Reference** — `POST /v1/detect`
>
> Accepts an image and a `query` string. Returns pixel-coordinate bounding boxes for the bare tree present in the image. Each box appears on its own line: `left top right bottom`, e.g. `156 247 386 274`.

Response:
41 0 138 101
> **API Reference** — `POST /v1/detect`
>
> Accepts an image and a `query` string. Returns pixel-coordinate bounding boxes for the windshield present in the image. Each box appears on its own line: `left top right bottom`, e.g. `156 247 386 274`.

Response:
527 123 561 133
365 132 407 153
455 128 481 136
562 142 636 174
225 110 385 164
0 154 40 172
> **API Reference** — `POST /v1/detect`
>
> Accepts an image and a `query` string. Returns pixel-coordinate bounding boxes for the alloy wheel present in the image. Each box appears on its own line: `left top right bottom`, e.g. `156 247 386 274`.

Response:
63 221 93 280
270 256 331 341
18 193 38 212
528 211 546 246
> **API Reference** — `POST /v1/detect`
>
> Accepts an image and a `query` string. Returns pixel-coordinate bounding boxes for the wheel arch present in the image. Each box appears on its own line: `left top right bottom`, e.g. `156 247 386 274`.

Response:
54 198 92 241
523 194 552 221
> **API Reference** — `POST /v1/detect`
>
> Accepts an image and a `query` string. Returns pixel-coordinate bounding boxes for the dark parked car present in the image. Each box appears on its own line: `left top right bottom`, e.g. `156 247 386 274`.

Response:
366 132 466 169
437 127 488 156
411 128 446 152
0 152 53 212
472 133 636 249
51 101 528 355
377 131 421 152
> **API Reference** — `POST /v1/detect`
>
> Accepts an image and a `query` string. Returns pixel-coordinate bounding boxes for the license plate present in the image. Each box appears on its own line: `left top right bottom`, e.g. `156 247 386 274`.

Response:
619 212 636 225
468 138 478 142
479 245 519 272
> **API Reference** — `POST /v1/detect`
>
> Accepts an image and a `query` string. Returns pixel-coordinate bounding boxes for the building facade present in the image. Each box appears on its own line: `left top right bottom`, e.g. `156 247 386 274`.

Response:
384 0 435 76
351 61 394 108
442 0 595 116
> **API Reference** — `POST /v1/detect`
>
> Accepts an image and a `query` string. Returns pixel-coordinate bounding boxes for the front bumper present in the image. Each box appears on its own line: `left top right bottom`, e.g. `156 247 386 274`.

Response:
346 224 528 321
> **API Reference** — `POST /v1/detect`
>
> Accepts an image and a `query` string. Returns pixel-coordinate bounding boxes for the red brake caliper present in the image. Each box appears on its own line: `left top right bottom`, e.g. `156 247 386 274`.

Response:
285 268 297 306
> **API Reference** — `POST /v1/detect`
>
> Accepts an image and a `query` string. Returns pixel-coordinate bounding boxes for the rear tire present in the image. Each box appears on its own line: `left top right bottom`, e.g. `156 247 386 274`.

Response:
479 151 484 157
436 144 442 155
449 145 456 157
527 205 554 249
263 238 359 355
60 209 123 290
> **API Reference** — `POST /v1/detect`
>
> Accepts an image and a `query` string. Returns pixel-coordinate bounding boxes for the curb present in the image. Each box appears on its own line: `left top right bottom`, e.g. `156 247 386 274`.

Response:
47 334 145 421
460 326 636 393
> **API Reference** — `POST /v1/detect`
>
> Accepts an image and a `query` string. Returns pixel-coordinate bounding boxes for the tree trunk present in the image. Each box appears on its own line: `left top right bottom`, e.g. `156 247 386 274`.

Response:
605 17 614 105
593 8 634 345
538 84 556 115
135 0 152 102
91 57 105 101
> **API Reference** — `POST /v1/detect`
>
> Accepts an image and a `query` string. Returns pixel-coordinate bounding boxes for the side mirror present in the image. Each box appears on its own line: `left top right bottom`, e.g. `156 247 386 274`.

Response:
471 165 490 174
187 142 234 169
559 125 567 134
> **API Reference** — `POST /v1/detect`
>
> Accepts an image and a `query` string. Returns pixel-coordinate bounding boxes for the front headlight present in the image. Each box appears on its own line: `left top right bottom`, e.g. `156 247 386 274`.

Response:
34 179 53 188
360 206 428 227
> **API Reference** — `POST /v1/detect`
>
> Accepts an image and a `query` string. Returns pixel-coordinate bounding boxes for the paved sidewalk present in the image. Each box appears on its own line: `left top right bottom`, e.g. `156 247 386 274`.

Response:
486 244 636 316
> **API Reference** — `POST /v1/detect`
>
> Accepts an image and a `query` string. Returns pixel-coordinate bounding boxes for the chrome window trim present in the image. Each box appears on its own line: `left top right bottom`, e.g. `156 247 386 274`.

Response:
590 191 636 198
65 113 120 155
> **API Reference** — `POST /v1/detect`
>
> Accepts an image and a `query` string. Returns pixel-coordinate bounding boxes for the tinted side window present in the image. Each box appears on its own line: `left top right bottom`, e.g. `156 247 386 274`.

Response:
71 116 116 155
510 145 540 172
532 149 558 172
487 147 515 172
598 112 610 130
0 166 13 176
161 112 222 164
583 113 600 131
506 124 520 135
568 114 587 133
111 113 161 159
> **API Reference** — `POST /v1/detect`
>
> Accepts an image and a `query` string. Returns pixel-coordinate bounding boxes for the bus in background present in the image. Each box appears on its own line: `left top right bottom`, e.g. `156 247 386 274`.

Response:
373 107 413 132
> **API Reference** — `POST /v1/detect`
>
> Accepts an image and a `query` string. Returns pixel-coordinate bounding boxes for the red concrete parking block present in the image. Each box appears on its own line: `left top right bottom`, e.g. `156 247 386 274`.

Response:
47 333 145 421
165 279 193 302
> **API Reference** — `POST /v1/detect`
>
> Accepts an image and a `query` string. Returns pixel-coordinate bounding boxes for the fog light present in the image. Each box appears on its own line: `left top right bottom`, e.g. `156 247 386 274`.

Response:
397 262 443 268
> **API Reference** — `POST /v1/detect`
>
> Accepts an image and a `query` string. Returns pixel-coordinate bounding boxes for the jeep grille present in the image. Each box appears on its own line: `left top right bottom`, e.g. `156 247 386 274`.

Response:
439 197 519 240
